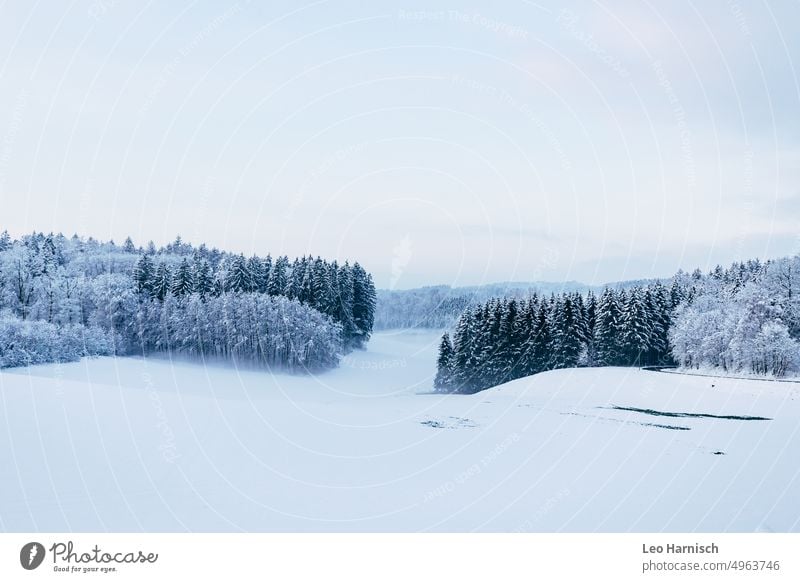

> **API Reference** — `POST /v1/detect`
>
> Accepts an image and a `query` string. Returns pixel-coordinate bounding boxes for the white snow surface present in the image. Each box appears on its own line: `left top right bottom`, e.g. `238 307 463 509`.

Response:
1 329 799 532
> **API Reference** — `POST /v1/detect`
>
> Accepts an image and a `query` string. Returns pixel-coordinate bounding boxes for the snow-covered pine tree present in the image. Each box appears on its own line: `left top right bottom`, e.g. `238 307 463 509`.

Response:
310 256 333 316
247 256 267 293
151 263 172 301
286 258 303 300
225 254 254 293
620 287 652 365
261 254 273 293
133 254 155 296
350 262 376 349
433 332 455 392
172 258 194 297
583 290 598 365
268 255 289 296
595 288 622 366
496 298 520 385
530 300 553 373
193 257 214 297
335 262 357 345
451 307 481 393
551 294 583 368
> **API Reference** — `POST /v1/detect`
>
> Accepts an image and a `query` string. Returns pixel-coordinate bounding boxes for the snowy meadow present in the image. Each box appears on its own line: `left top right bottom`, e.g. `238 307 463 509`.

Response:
1 329 798 532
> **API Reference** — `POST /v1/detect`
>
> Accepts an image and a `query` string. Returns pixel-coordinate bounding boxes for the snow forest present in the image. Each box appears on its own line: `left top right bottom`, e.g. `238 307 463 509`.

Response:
0 231 376 372
435 257 800 393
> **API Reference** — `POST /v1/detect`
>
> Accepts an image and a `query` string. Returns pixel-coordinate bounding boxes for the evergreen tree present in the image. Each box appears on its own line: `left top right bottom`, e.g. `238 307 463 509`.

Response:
451 307 479 393
530 301 552 373
193 257 214 297
595 288 622 366
620 287 652 365
225 254 253 293
260 254 273 293
433 332 455 392
311 256 333 315
133 254 155 296
286 258 303 299
350 262 376 348
335 262 357 343
152 263 172 301
584 291 598 365
268 256 289 296
172 258 194 297
476 299 504 388
247 256 267 293
496 299 519 384
551 294 583 368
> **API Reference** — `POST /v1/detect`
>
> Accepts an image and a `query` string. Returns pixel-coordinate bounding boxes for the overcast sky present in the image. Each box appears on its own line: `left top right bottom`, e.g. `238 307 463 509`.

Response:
0 1 798 288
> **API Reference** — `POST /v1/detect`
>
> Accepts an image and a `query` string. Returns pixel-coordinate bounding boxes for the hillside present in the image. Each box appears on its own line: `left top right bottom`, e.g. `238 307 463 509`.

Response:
1 329 797 532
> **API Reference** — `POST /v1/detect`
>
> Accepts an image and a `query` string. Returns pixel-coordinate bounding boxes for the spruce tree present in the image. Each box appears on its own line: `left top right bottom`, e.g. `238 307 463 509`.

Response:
172 258 194 297
620 287 652 365
133 254 155 296
530 301 552 373
451 308 479 393
152 263 172 301
335 262 357 345
351 262 376 348
193 257 214 297
268 256 289 296
551 295 582 368
261 254 273 293
226 254 253 293
247 256 267 293
496 299 519 384
433 332 455 392
595 288 622 366
584 291 598 365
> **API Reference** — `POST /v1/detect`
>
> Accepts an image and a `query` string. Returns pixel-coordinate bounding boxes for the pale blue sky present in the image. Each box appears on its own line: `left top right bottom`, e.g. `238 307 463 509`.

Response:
1 1 798 288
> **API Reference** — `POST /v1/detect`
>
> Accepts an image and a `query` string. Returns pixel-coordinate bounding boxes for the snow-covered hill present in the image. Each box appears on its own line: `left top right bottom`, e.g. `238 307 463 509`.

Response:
1 330 798 532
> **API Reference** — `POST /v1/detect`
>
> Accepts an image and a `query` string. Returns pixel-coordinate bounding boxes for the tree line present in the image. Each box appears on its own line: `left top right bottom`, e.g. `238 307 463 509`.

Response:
669 257 800 377
0 231 376 371
434 282 684 393
436 257 800 393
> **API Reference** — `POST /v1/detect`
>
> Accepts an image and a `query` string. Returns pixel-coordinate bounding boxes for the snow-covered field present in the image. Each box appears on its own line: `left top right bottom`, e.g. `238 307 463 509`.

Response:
1 329 798 532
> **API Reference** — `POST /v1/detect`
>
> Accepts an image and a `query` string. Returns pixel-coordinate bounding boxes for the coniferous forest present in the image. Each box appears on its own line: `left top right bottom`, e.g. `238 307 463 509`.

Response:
0 231 376 372
436 257 800 393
